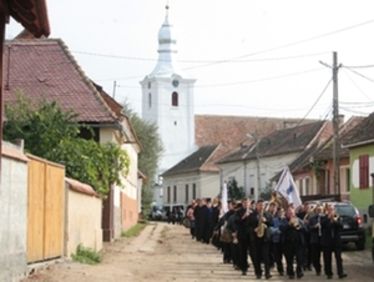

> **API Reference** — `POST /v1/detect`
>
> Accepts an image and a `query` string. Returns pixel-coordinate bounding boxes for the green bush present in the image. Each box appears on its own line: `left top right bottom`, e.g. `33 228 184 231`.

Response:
72 244 101 265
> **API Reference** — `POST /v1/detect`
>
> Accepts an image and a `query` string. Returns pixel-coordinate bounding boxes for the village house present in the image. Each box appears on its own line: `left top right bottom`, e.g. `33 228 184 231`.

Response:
218 120 332 200
161 115 314 210
341 112 374 217
3 34 142 241
283 116 363 200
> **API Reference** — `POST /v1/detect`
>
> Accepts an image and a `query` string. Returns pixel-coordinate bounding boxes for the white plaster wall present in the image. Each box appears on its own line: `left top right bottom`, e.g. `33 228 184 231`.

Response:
121 143 138 201
0 155 28 282
141 76 196 174
163 172 220 208
219 152 299 199
65 189 102 257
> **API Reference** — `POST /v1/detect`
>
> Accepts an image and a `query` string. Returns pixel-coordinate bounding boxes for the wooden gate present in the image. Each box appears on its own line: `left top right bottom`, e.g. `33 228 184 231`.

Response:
27 155 65 263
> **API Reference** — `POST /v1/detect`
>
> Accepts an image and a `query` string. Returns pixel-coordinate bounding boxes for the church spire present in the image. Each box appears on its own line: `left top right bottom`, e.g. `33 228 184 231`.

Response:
150 2 178 77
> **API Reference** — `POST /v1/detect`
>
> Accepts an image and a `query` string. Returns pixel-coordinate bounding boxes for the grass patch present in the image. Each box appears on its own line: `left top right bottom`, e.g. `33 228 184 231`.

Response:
72 244 101 265
121 222 147 238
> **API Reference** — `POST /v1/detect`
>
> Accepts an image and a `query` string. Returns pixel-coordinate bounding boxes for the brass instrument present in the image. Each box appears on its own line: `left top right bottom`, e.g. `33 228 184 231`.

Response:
289 216 301 230
255 209 267 238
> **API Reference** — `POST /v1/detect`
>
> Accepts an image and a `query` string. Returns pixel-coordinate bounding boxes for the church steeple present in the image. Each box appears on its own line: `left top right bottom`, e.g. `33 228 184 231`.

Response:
150 4 178 77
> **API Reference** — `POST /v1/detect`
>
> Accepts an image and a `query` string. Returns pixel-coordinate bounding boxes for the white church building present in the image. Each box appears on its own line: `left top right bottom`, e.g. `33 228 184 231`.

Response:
140 5 197 207
140 6 315 210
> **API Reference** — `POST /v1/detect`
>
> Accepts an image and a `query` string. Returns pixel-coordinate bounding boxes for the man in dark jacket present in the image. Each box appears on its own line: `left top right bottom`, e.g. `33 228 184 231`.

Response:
308 205 324 276
249 199 273 279
321 205 347 279
234 199 252 275
281 207 305 279
218 201 235 264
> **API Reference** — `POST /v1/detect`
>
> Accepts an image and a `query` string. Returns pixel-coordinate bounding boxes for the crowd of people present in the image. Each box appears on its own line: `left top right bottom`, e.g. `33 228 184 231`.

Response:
185 195 348 280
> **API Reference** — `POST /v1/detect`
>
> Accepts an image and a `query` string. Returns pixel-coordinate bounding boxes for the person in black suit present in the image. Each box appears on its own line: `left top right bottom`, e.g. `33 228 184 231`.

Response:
308 205 324 276
233 198 252 275
249 199 273 279
321 204 347 279
281 207 305 279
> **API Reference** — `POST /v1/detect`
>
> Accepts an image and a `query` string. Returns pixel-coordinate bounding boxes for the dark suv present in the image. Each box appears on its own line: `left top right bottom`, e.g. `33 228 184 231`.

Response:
332 202 366 250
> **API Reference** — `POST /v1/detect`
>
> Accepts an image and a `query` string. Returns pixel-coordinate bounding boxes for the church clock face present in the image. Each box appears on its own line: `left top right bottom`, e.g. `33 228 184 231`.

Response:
172 79 179 87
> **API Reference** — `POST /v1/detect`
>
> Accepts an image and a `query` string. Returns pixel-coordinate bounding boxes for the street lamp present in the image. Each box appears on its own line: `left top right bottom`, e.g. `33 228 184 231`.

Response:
247 133 261 201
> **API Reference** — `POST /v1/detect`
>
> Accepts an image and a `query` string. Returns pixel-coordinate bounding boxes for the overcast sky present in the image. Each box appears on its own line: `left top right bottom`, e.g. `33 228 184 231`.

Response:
6 0 374 119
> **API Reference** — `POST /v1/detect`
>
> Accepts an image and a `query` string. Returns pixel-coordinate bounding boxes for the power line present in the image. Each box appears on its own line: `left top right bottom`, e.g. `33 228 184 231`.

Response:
343 66 374 83
295 78 333 126
116 67 324 89
71 50 328 64
182 17 374 71
342 64 374 69
341 68 374 102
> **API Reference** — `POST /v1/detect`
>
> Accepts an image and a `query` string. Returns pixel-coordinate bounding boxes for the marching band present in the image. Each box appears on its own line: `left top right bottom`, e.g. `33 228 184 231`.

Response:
185 196 348 280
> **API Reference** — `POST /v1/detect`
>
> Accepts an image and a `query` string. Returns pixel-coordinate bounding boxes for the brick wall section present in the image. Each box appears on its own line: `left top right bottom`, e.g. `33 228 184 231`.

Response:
121 192 139 231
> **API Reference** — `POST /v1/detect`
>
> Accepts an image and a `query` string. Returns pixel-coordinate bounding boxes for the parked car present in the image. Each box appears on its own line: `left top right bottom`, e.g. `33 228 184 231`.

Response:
149 206 167 221
332 202 366 250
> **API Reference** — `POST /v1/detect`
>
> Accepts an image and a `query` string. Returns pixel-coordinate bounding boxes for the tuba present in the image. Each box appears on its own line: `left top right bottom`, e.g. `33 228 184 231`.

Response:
255 209 267 238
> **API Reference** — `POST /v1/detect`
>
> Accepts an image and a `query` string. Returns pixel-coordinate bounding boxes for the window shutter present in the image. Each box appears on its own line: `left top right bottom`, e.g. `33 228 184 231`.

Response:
359 155 369 189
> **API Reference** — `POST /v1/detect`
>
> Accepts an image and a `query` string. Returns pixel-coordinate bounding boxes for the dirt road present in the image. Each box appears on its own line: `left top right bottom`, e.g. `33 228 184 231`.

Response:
24 222 374 282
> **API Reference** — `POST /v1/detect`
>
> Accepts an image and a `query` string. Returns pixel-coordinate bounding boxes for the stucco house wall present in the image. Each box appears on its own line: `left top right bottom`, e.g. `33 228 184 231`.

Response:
0 143 28 282
220 152 299 200
163 172 220 209
64 179 103 258
349 144 374 214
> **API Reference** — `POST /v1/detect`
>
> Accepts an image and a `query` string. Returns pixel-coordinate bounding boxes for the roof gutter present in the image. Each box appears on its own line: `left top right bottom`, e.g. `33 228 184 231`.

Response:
342 138 374 149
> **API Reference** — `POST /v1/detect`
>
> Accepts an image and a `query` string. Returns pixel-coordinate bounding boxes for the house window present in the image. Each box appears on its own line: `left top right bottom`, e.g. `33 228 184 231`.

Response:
325 170 330 194
299 179 304 196
185 184 189 203
192 184 196 199
346 168 351 192
359 155 369 189
167 186 171 203
148 93 152 108
172 92 178 106
305 178 310 195
173 185 177 203
148 81 151 89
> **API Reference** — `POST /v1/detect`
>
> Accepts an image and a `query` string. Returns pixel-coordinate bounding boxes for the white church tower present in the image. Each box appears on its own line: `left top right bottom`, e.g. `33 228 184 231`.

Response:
140 5 196 178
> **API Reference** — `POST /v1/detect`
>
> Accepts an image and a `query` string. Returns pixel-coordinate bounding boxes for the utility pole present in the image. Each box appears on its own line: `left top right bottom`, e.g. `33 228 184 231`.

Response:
320 51 342 200
112 80 117 99
332 51 341 200
247 133 261 201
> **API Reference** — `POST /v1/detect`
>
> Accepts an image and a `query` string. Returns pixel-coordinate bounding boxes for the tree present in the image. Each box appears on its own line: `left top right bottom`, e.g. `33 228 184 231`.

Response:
4 93 130 196
227 178 245 201
122 103 163 214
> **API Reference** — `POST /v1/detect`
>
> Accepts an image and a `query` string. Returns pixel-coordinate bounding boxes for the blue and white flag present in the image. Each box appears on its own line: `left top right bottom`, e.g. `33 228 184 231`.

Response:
274 167 302 208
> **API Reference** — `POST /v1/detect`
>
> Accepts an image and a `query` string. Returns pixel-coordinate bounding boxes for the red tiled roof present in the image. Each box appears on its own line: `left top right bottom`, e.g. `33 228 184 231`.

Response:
220 121 328 163
3 39 118 124
195 115 315 162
